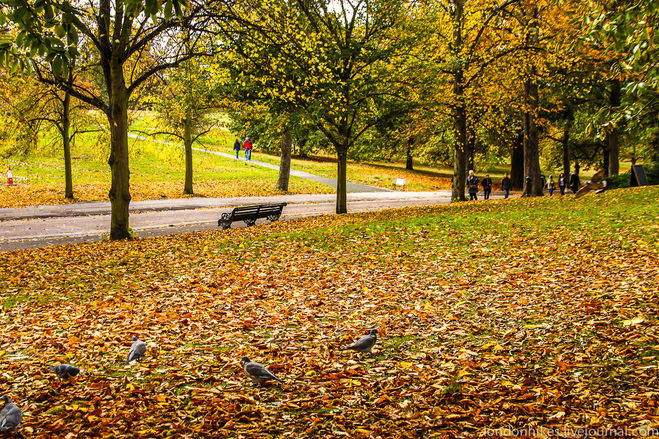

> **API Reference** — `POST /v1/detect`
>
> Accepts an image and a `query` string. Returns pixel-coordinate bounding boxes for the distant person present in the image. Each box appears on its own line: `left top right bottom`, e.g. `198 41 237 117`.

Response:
547 174 556 196
233 138 241 159
539 174 546 194
467 170 479 200
558 173 567 195
501 173 511 199
481 174 492 200
243 137 253 161
569 167 580 193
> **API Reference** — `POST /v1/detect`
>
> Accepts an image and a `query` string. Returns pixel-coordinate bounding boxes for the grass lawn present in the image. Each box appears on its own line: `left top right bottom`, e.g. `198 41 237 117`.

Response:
0 126 332 208
0 187 657 437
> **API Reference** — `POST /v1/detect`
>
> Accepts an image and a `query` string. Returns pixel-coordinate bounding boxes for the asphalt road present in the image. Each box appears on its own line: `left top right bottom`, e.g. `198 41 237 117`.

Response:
0 191 459 251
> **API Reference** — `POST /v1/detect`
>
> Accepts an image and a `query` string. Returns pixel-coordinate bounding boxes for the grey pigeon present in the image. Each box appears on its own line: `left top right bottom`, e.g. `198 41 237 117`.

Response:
48 364 80 380
0 395 22 433
340 329 378 353
241 356 284 386
126 336 147 363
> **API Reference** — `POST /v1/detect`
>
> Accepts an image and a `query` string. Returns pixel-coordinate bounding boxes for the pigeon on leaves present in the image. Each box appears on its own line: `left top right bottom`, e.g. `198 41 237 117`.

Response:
241 357 284 387
340 329 378 353
126 336 147 363
0 395 22 433
48 364 80 380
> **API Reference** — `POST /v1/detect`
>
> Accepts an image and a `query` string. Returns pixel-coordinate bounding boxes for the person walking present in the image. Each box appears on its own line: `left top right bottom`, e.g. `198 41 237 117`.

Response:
547 174 556 196
569 167 580 193
467 170 479 200
558 173 567 195
233 138 241 159
243 137 253 161
481 174 493 200
501 173 511 199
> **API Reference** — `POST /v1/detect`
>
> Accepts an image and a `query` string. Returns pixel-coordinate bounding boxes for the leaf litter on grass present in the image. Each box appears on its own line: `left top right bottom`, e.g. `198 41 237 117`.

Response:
0 187 657 438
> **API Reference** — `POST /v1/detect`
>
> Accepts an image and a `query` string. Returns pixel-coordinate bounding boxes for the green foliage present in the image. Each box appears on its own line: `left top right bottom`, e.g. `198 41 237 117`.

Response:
609 162 659 189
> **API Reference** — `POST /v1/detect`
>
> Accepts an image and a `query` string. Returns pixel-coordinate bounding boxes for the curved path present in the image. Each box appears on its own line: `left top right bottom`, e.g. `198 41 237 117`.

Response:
128 133 390 193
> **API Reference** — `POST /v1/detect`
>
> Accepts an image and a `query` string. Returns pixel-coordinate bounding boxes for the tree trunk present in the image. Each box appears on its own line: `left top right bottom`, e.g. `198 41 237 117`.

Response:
406 137 414 170
277 128 292 191
183 115 193 195
450 0 467 202
608 79 621 176
107 61 132 240
602 142 609 176
523 83 542 196
562 118 571 180
452 104 468 201
523 4 542 196
62 90 73 199
336 147 348 214
510 128 524 188
465 123 475 171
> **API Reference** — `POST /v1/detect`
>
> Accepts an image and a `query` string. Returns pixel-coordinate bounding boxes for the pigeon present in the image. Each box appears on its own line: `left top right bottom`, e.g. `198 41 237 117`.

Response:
126 336 147 363
241 356 284 386
0 395 22 433
340 329 378 353
48 364 80 380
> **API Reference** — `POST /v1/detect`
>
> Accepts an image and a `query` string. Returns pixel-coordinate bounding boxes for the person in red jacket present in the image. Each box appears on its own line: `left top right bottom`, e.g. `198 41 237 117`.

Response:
243 137 253 161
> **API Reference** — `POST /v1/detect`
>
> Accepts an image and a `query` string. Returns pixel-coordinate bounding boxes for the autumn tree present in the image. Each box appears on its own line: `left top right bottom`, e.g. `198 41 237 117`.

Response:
0 0 219 239
219 0 409 213
150 54 220 195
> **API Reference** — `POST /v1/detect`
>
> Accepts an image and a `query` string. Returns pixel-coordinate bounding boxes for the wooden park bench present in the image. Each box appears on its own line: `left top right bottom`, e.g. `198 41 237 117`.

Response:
217 203 287 230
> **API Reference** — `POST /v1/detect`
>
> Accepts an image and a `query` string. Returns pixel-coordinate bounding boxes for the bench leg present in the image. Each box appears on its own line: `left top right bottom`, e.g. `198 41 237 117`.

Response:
244 219 256 227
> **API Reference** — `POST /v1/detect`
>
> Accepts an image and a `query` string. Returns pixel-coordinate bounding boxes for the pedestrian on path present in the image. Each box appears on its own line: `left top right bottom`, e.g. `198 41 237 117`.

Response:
481 174 492 200
547 174 556 196
243 137 253 161
569 167 580 194
467 170 479 200
233 138 241 159
501 173 511 198
558 173 567 195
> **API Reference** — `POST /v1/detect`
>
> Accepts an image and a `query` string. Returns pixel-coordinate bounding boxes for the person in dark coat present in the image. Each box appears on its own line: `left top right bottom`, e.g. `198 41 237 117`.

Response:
481 174 493 200
467 170 479 200
569 168 580 193
558 173 567 195
501 173 511 198
233 138 241 159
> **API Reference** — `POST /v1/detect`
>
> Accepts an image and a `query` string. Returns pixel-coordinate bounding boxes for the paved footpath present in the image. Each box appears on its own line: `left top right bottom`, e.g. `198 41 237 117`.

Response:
1 135 506 251
0 191 476 251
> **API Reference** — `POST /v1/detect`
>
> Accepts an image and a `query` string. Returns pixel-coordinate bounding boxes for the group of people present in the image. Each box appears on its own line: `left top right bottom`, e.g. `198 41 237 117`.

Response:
233 137 253 161
466 166 582 200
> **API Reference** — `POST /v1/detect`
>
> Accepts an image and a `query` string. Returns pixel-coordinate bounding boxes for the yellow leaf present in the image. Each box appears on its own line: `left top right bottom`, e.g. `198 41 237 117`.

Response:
623 316 645 326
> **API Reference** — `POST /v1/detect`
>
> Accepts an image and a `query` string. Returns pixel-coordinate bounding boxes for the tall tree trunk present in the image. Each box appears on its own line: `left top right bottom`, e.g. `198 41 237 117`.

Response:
336 147 348 214
277 128 292 191
608 79 621 176
562 117 571 180
62 90 73 200
406 137 414 170
183 115 193 195
523 4 542 196
602 142 609 176
523 82 541 196
452 104 468 201
450 0 467 201
510 127 524 189
465 123 475 171
108 61 131 240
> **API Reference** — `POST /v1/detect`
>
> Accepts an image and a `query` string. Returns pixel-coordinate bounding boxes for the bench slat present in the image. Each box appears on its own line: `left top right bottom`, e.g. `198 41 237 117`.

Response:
218 203 287 229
